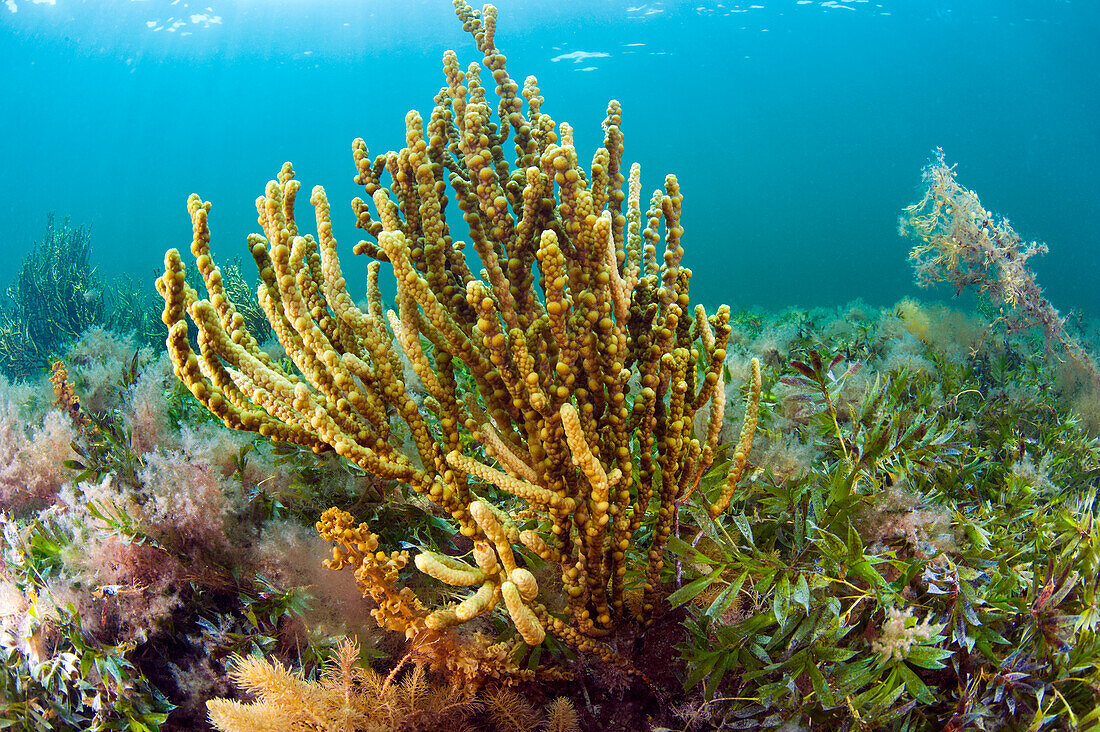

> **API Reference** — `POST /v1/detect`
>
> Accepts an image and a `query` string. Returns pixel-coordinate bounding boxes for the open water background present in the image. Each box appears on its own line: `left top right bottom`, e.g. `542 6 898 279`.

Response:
1 0 1097 317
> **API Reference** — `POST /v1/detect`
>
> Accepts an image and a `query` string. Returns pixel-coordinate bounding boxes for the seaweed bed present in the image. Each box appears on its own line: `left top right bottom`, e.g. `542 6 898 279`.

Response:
2 293 1100 730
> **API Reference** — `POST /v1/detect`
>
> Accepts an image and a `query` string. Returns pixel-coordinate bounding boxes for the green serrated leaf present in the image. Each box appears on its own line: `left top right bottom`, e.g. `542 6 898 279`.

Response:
814 646 858 663
773 573 790 627
811 487 825 526
666 536 714 565
754 570 777 598
851 560 891 594
807 663 835 707
731 512 755 549
847 522 864 565
792 573 811 612
526 643 542 670
905 644 952 670
668 566 724 608
794 494 808 551
895 662 935 705
684 651 720 690
703 653 733 700
426 515 459 536
706 571 747 620
813 528 846 559
872 697 917 726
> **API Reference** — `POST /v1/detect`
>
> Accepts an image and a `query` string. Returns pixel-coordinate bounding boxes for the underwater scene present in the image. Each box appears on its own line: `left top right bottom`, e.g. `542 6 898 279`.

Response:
2 0 1100 730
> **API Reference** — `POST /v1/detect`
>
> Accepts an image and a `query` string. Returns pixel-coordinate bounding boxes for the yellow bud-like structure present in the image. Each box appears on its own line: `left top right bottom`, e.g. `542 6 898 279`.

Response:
414 551 486 586
470 499 518 575
709 357 762 517
502 581 545 646
510 567 539 602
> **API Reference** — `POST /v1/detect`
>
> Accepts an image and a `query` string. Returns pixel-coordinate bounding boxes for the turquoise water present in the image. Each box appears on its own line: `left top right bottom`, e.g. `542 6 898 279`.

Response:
2 0 1097 315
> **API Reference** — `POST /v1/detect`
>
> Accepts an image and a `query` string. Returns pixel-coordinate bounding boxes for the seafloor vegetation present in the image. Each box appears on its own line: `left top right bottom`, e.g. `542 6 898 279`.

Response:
3 3 1100 731
4 291 1100 731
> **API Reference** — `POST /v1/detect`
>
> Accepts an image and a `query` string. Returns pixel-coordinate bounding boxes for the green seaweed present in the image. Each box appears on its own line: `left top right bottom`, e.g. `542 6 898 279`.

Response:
669 334 1100 729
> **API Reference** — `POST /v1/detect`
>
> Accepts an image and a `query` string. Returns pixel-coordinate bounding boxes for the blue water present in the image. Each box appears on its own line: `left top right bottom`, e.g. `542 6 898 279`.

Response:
2 0 1098 317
